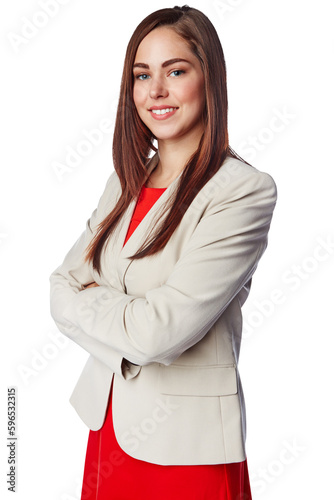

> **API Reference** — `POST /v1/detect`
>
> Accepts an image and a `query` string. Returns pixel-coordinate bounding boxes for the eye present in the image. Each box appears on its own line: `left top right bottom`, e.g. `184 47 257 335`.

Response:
170 70 185 77
135 73 150 81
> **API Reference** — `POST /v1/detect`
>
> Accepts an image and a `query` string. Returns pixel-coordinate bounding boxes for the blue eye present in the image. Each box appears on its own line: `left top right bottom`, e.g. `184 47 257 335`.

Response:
136 74 150 80
170 70 185 77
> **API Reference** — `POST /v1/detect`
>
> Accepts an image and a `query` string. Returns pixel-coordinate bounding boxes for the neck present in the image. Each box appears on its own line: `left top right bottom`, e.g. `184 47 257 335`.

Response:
152 123 204 186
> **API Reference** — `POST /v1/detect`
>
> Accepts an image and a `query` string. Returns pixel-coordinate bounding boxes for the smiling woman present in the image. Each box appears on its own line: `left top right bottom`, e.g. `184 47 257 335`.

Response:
132 27 206 187
50 5 277 500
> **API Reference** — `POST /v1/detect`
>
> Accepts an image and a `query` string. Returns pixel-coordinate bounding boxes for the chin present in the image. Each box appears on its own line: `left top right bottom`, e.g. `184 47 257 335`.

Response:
149 125 183 142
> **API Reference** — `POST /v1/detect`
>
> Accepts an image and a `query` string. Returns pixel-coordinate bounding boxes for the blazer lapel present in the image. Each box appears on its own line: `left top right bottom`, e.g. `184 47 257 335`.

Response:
104 152 183 290
120 153 183 259
102 153 182 290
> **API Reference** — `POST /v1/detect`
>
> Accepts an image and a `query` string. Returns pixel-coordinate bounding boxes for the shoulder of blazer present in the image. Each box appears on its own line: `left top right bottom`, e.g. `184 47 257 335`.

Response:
185 157 277 218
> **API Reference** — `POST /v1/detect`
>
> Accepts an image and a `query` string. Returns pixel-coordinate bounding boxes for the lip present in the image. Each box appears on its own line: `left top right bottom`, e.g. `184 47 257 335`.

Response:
148 105 178 110
148 106 178 120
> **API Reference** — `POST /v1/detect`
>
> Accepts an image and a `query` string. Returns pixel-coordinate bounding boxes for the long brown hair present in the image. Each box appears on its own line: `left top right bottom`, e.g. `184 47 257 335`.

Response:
85 5 249 274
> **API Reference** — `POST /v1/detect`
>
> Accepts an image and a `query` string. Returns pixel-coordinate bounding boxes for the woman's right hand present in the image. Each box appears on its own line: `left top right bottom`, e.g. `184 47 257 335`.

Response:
83 282 99 289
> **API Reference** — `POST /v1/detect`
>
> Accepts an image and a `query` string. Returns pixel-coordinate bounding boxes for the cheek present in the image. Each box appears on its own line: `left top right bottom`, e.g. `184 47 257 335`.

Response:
180 79 205 109
133 84 146 109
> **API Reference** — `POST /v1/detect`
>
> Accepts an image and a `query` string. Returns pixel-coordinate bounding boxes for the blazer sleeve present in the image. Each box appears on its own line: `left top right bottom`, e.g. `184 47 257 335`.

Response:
49 172 141 380
51 169 277 367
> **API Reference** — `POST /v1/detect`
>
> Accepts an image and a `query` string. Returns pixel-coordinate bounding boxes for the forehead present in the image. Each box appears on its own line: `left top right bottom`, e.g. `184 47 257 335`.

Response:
134 27 193 61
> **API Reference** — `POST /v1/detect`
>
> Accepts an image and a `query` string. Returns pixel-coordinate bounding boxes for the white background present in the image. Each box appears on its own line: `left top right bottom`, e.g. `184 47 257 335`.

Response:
1 0 333 498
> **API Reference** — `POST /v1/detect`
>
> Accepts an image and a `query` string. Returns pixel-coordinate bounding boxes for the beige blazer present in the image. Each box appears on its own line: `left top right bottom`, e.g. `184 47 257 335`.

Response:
49 153 277 465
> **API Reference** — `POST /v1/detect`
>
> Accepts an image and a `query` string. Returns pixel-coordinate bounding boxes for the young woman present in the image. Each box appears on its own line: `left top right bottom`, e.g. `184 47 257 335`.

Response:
50 6 277 499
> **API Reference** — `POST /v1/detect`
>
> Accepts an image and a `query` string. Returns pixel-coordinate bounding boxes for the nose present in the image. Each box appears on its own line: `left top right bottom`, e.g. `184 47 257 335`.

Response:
149 76 169 99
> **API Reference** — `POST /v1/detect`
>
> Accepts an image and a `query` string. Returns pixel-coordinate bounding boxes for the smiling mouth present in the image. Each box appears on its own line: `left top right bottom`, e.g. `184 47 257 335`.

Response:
148 107 178 120
150 107 178 115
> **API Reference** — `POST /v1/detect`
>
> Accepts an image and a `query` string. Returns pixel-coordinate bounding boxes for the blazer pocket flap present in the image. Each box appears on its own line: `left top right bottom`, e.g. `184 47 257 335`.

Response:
158 364 238 396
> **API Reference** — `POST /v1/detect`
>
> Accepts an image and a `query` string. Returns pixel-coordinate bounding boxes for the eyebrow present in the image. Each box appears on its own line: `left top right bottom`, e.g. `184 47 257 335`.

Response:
133 58 192 70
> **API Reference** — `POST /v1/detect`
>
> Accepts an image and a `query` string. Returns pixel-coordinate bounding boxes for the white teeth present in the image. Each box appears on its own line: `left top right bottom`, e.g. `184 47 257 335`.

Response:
151 107 176 115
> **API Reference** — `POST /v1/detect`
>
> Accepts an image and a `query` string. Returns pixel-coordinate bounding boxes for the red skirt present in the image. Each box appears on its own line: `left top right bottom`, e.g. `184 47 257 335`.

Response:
80 379 252 500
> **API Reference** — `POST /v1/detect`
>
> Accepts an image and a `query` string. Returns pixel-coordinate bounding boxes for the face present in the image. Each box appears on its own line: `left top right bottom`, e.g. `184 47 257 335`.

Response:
132 27 206 145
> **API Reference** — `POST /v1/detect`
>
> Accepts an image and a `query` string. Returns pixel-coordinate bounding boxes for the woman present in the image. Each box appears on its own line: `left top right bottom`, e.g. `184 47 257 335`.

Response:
50 5 277 499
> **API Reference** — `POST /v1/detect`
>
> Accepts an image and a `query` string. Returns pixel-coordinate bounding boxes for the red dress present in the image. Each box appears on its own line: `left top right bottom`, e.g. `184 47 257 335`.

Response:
80 184 253 500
